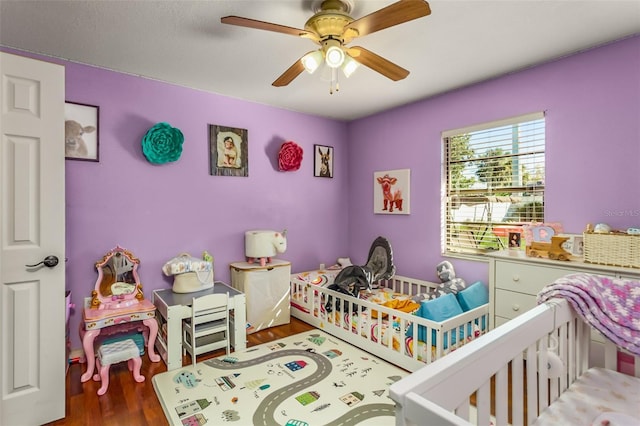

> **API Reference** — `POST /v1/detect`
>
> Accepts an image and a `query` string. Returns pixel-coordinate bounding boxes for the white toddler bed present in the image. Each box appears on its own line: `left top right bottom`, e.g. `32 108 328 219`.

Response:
389 298 640 426
290 270 490 372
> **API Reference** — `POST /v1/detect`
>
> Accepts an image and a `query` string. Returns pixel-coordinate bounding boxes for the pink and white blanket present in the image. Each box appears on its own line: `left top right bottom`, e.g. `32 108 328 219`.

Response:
537 273 640 356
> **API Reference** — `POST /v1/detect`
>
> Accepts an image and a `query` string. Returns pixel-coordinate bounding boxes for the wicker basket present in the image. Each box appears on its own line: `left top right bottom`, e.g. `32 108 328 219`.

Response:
583 231 640 269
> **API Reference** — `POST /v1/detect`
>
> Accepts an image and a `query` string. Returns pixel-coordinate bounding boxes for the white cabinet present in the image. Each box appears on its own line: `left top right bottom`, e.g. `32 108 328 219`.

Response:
489 250 640 328
489 250 640 368
230 259 291 334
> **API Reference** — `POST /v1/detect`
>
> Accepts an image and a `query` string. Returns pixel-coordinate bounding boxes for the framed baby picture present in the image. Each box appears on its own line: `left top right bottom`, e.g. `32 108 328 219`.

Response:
65 101 99 162
209 124 248 177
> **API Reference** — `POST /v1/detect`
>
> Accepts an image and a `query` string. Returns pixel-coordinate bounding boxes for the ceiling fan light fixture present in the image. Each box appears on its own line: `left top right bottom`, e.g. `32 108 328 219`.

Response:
341 55 359 78
325 45 345 68
301 50 323 74
223 0 431 88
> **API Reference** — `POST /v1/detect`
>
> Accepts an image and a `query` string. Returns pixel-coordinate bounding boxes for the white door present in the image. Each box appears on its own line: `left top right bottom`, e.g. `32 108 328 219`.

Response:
0 52 66 425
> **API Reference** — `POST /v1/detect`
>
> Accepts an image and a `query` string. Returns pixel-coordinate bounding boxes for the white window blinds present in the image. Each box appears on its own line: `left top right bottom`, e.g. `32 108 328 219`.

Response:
442 112 546 254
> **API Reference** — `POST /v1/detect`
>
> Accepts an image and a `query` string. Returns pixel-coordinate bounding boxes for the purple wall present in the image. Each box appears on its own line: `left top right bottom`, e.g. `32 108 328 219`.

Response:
4 35 638 351
347 35 640 284
57 61 349 348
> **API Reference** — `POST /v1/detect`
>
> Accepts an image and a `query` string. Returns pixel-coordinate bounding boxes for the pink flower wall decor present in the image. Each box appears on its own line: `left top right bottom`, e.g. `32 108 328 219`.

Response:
278 141 303 171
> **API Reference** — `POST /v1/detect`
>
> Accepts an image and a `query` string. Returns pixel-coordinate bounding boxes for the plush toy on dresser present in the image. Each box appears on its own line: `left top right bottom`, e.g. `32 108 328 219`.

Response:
245 229 287 267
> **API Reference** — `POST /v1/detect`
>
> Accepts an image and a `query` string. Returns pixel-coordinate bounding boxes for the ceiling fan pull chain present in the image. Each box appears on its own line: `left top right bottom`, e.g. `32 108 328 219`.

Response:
330 67 339 94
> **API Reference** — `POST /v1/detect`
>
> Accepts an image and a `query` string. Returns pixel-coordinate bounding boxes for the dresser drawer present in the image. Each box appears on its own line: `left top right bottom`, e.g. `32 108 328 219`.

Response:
494 261 574 294
495 289 538 320
494 316 511 328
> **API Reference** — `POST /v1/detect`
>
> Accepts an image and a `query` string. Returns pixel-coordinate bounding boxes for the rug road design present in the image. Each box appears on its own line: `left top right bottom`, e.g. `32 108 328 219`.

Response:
152 330 408 425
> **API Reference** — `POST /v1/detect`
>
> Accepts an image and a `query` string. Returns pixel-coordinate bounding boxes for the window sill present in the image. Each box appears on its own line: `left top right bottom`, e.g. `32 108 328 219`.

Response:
442 251 493 263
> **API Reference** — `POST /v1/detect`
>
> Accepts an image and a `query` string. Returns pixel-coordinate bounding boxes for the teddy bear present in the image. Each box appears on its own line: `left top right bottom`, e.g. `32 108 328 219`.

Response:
414 260 467 301
65 120 96 158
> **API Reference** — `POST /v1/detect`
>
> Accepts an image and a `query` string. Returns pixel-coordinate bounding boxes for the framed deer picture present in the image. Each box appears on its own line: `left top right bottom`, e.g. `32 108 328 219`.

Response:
314 144 333 178
374 169 410 214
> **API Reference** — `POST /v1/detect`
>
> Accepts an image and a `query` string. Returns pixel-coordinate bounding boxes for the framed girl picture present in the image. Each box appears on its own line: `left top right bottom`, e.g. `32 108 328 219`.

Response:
65 101 99 161
374 169 410 214
508 232 522 249
314 144 333 178
209 125 248 177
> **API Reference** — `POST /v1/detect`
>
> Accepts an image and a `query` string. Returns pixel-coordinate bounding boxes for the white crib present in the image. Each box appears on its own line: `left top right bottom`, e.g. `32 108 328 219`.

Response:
389 298 640 425
291 272 490 372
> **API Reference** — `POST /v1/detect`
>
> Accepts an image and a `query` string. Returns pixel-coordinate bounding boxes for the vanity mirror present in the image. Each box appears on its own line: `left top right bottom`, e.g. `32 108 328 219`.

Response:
91 246 144 310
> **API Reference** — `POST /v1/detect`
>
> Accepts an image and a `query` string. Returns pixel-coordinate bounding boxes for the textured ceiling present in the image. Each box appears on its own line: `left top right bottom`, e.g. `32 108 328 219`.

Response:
1 0 639 121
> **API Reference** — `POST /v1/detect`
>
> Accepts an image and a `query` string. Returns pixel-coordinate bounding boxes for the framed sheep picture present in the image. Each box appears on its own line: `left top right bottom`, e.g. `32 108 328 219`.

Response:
65 101 99 162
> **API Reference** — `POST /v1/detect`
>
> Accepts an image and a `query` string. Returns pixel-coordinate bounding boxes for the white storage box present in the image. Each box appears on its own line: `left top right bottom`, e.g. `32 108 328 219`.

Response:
230 259 291 334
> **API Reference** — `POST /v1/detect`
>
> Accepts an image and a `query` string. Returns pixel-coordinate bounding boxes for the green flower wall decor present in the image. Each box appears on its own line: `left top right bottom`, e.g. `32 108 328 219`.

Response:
142 122 184 164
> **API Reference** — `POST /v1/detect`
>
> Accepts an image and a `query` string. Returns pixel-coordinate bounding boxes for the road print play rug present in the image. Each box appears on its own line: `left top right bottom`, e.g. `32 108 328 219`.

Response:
152 330 408 425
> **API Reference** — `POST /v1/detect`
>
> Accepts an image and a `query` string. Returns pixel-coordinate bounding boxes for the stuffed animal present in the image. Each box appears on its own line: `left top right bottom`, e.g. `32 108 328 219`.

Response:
245 229 287 267
325 236 396 312
417 260 467 301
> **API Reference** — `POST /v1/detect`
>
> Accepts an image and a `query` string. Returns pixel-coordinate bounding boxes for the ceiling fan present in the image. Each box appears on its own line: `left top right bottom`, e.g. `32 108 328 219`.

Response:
221 0 431 92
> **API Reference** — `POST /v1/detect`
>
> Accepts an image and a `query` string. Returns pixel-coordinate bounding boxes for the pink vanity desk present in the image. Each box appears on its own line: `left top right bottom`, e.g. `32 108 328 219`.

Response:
81 298 160 382
80 246 161 383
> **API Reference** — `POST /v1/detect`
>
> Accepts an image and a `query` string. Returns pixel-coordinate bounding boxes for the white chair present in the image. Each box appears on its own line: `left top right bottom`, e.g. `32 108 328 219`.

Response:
182 292 230 366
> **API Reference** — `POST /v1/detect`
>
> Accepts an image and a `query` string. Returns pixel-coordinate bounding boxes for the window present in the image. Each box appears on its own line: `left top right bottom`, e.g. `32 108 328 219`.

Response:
442 112 545 255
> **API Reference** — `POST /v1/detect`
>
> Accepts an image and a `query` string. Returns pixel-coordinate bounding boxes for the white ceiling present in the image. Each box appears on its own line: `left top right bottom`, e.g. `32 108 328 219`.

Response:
1 1 639 121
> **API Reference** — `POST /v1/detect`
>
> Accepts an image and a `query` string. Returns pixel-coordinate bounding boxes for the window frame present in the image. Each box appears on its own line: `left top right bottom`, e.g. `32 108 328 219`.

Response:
441 112 546 256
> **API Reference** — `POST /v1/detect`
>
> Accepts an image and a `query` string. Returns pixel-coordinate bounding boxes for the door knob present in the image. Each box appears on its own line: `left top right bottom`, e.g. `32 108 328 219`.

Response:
26 255 59 268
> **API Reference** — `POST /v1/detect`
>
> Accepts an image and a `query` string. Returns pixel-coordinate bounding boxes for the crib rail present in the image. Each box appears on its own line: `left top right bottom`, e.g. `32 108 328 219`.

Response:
390 298 639 426
290 274 490 372
390 300 585 425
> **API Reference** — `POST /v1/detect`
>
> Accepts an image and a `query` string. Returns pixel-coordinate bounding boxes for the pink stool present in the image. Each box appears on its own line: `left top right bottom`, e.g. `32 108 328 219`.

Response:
93 339 144 396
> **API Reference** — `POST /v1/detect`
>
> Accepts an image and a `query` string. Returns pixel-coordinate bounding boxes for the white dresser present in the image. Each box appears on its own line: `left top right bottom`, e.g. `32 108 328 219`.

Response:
489 250 640 329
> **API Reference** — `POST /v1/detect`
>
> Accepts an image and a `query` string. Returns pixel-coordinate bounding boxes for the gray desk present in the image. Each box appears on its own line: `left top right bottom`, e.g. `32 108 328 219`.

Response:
152 282 247 371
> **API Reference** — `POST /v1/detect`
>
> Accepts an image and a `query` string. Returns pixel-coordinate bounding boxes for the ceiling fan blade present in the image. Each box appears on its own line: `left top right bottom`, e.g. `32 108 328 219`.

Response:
344 0 431 38
221 16 318 41
272 56 307 87
348 47 409 81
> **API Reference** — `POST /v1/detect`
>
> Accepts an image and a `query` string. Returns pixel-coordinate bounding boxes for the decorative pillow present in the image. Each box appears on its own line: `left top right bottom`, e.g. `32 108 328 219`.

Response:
456 281 489 331
421 293 463 321
406 293 463 344
456 281 489 311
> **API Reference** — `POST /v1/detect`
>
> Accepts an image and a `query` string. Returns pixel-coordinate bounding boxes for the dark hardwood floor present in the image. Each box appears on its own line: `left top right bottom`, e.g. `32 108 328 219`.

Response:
47 318 315 426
